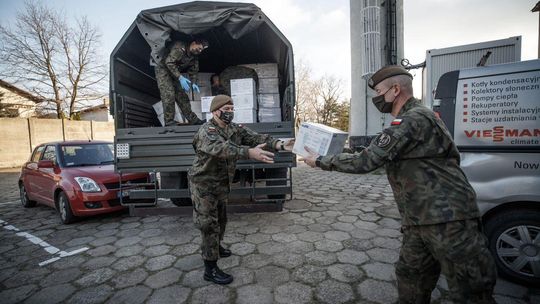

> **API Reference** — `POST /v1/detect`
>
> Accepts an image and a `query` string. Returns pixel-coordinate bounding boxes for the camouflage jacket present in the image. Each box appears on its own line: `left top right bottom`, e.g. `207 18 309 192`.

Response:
320 98 480 226
157 40 199 83
188 118 280 192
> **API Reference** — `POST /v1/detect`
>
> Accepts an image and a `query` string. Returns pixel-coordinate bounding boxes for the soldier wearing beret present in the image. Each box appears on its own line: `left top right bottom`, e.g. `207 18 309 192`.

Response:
303 66 496 303
188 95 294 284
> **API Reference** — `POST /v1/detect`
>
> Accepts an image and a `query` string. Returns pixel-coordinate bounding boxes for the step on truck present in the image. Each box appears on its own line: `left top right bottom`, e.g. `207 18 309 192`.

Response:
110 2 296 216
435 59 540 286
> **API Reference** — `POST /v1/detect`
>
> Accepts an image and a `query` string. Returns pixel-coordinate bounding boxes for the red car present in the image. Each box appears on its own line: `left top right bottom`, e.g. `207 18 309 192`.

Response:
19 140 150 224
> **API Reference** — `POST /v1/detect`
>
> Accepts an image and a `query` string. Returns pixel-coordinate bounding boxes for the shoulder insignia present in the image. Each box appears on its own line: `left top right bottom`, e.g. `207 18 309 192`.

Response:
375 133 392 148
208 126 216 133
391 118 403 126
238 124 243 128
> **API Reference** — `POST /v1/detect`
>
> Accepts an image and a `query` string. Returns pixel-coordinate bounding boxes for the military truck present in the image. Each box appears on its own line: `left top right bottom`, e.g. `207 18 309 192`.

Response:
110 2 296 215
435 59 540 285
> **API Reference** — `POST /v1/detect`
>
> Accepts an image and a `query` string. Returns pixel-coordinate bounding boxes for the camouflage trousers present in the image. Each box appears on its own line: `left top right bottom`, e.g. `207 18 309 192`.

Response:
154 66 200 125
396 219 497 304
190 183 228 261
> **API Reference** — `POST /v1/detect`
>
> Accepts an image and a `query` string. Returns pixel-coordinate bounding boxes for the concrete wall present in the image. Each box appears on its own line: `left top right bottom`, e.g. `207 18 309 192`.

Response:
0 118 115 168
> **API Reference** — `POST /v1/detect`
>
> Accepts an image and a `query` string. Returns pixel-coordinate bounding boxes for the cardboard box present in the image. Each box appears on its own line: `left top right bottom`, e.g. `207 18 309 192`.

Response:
231 93 257 109
258 77 279 94
153 101 183 126
258 93 280 108
258 107 281 122
231 78 256 95
201 96 214 112
234 109 257 123
293 122 348 157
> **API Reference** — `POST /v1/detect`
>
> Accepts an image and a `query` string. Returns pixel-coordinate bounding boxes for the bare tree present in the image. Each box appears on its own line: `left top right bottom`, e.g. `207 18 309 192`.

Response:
294 59 318 128
313 74 343 126
0 1 106 119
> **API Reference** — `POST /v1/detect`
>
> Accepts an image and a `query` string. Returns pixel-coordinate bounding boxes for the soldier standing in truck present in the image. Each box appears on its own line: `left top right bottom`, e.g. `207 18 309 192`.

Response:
153 38 208 125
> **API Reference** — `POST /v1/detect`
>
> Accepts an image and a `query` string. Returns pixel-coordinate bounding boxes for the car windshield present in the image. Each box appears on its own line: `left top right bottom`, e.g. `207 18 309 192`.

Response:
60 144 114 167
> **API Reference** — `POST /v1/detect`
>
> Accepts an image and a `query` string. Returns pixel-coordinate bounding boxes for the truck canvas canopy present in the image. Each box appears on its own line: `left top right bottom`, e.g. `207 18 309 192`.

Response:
110 1 294 128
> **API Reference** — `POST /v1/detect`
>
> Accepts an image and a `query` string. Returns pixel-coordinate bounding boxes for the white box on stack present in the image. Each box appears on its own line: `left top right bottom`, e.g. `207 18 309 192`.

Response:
190 101 203 120
234 109 257 123
292 122 348 157
258 107 281 122
258 77 279 94
258 93 280 108
201 96 214 112
231 78 256 95
152 101 183 126
231 78 257 110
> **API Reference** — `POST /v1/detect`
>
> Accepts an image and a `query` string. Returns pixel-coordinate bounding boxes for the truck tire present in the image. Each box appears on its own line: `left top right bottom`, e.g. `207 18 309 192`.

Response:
265 168 287 200
484 209 540 286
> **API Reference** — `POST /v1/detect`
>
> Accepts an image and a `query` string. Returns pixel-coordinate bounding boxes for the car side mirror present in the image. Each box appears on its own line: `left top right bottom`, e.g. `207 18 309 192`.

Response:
38 160 54 168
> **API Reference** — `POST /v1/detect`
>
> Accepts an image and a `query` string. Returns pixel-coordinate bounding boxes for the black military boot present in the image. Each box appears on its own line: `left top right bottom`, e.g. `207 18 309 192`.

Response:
203 260 233 284
219 245 232 257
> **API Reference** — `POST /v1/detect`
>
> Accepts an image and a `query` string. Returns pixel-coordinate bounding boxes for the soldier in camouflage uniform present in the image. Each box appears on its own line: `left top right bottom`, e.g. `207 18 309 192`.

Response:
304 66 496 303
188 95 294 284
154 38 207 125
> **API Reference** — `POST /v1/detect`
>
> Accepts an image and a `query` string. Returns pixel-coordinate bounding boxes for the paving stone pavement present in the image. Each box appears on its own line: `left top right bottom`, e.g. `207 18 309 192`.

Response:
0 166 539 304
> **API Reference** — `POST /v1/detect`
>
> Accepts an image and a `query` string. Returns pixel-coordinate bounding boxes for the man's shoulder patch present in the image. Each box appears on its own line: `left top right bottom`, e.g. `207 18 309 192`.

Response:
208 126 216 133
375 132 392 148
391 118 403 126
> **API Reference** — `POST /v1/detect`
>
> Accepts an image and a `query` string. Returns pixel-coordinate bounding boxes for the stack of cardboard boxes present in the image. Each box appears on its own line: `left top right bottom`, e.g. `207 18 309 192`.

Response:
243 63 282 122
156 63 282 125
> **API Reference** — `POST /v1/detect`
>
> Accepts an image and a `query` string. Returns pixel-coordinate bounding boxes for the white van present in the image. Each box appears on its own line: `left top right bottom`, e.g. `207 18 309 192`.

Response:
435 59 540 286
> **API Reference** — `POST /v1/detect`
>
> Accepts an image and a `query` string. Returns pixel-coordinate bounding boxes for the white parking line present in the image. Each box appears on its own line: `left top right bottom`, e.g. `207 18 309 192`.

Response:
0 219 89 266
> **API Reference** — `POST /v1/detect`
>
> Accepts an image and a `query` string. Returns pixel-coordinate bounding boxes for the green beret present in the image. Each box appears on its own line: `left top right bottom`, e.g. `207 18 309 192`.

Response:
368 65 412 89
210 95 233 112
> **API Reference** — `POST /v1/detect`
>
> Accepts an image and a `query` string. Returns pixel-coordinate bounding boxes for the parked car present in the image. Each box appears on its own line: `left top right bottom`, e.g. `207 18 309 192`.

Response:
19 140 151 224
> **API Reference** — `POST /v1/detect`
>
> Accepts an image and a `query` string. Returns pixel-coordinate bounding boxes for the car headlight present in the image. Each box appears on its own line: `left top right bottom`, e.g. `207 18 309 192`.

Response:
74 177 102 192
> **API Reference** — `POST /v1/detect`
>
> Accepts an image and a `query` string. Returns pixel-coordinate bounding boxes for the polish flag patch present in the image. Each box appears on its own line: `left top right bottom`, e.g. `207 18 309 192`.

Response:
391 119 403 125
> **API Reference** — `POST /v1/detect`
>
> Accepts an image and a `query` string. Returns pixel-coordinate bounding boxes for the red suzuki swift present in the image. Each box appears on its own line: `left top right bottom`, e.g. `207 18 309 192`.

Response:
19 140 150 224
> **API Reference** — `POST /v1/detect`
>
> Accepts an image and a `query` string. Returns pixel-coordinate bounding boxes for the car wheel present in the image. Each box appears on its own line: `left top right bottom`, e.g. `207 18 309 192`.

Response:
57 192 76 224
484 209 540 286
19 183 36 208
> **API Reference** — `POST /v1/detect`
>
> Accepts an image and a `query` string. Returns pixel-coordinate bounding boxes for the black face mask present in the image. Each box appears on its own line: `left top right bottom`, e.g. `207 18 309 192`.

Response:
372 86 395 113
219 111 234 124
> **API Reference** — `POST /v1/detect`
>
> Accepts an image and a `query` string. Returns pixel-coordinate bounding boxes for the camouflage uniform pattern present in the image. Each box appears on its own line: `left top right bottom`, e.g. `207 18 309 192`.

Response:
219 66 258 95
319 97 496 302
155 40 201 125
188 118 279 260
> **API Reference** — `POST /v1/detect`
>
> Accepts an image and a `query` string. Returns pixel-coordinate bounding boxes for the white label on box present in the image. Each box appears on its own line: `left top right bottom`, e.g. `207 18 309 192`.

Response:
201 96 214 112
231 78 256 95
258 107 281 122
231 93 256 109
258 93 280 108
152 101 183 126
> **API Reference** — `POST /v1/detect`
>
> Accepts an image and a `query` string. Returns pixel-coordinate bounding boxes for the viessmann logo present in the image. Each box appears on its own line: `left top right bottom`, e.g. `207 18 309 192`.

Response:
464 126 540 142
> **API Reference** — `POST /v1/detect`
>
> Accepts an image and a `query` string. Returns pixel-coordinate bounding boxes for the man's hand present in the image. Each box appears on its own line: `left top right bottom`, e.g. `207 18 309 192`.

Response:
276 139 295 151
179 76 191 92
303 146 320 168
248 143 275 164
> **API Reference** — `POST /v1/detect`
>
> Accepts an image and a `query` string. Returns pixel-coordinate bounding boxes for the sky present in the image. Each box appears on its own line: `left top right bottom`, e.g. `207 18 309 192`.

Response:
0 0 538 100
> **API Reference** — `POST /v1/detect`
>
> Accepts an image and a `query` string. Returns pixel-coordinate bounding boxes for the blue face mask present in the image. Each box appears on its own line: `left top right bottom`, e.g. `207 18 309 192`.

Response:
219 111 234 124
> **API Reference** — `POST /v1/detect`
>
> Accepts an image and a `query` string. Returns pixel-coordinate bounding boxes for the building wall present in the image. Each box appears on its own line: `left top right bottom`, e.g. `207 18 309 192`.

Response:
80 109 113 122
0 118 115 168
0 87 38 118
